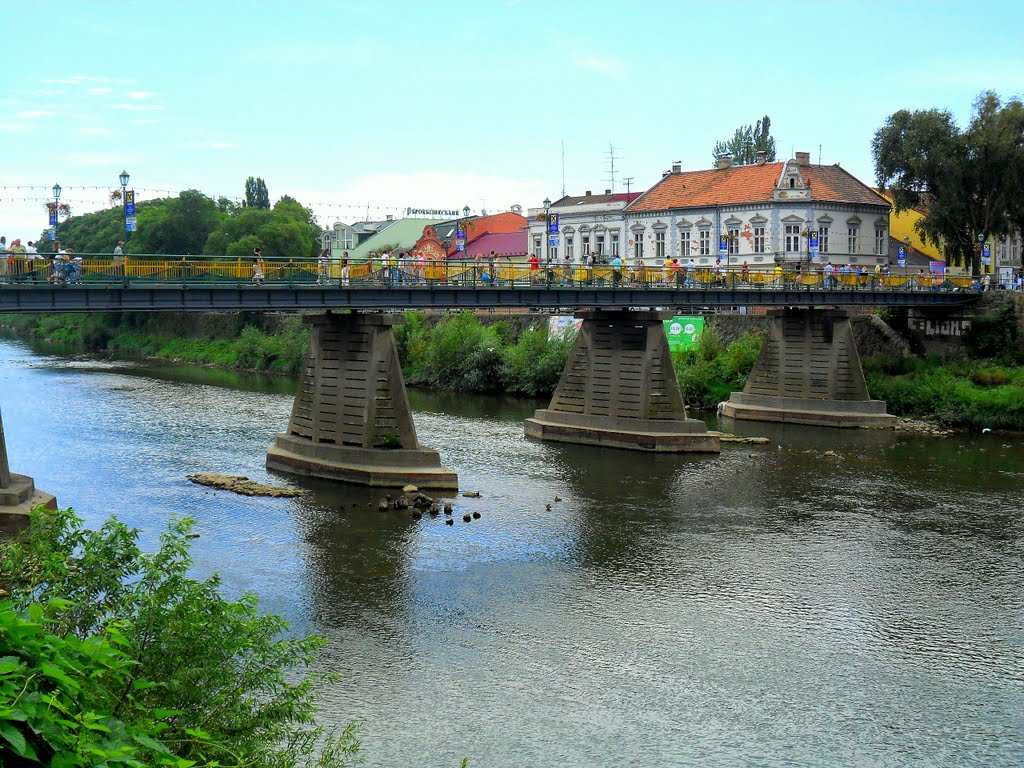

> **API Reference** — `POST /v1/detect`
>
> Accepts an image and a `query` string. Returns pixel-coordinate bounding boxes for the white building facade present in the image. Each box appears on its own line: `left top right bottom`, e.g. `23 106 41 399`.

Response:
526 191 640 265
624 153 891 270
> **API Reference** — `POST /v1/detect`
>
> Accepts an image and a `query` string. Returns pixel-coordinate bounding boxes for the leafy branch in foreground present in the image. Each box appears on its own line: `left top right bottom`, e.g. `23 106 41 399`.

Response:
0 508 360 768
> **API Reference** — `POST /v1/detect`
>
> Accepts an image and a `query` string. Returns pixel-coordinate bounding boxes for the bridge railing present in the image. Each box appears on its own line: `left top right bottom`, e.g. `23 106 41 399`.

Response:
0 253 982 292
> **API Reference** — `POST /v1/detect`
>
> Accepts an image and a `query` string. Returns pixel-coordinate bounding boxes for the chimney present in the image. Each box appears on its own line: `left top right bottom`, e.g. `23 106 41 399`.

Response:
754 150 767 166
671 161 682 173
795 151 810 167
605 189 611 194
585 190 592 196
716 153 733 170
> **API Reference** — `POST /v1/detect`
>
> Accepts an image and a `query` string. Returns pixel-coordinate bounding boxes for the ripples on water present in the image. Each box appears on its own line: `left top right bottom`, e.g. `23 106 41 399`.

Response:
1 338 1022 767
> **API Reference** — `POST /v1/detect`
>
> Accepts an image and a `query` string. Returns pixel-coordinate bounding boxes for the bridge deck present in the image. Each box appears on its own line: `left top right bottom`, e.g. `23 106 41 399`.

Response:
0 283 979 312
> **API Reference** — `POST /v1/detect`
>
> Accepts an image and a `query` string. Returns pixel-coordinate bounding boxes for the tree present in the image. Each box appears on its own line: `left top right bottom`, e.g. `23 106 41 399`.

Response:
245 177 271 210
0 507 360 768
712 115 777 166
873 91 1024 275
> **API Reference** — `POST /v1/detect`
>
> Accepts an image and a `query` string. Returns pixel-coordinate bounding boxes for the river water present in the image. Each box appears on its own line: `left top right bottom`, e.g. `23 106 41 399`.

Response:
1 336 1022 767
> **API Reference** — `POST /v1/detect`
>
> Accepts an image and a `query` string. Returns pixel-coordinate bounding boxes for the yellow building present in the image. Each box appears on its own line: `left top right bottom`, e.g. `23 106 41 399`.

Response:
875 190 973 275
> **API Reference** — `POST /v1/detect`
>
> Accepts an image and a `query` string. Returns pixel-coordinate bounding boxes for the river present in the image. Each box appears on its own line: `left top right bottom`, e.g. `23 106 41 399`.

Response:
1 336 1022 767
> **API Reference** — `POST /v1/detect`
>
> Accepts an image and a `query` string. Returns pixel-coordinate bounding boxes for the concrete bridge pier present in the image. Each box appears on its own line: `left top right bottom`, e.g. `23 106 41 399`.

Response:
525 310 720 452
266 313 458 489
0 408 57 535
721 308 896 428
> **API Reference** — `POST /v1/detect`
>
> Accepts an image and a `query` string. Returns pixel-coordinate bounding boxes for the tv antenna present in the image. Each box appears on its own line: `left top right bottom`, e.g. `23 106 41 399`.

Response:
623 177 635 194
561 139 566 198
604 141 622 192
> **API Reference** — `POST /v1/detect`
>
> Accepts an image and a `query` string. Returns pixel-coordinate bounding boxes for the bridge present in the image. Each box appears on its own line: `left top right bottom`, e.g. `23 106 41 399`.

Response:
0 255 981 530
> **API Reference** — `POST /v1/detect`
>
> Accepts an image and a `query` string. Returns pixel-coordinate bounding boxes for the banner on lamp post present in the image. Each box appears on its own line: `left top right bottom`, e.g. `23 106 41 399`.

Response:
124 190 136 217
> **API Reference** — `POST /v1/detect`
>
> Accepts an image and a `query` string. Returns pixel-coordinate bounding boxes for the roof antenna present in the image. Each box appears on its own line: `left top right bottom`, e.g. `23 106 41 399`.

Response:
561 139 566 198
818 144 822 165
623 177 634 194
604 141 621 192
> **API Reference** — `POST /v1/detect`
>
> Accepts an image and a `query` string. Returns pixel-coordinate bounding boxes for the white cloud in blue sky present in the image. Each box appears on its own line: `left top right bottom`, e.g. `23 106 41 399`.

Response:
2 0 1022 241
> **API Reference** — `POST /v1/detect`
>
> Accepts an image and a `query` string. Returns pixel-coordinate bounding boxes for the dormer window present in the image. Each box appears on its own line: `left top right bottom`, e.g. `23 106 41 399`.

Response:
789 178 795 189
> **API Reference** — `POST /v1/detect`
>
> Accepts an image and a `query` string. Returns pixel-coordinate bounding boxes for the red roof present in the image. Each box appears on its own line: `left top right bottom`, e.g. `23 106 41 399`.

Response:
461 231 527 260
627 162 889 212
551 191 642 206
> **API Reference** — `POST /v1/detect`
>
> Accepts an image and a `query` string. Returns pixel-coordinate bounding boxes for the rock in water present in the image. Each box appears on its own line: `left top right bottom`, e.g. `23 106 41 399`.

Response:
445 518 454 526
472 511 481 519
403 485 418 494
462 514 472 523
187 473 305 498
462 491 481 498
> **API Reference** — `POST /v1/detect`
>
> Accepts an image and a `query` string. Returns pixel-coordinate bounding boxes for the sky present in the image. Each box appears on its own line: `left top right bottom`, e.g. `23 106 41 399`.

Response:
2 0 1022 243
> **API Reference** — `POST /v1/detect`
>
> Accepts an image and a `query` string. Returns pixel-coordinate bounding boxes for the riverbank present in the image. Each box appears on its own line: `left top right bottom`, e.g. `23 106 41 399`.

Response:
2 309 1022 431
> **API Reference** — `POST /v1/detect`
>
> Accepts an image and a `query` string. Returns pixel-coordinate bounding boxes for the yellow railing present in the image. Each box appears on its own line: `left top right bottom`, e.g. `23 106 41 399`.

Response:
0 254 984 292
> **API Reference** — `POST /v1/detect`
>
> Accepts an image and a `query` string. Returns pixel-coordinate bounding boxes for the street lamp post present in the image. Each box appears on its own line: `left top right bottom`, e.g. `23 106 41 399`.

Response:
51 183 61 245
119 170 130 243
460 205 471 284
543 197 551 285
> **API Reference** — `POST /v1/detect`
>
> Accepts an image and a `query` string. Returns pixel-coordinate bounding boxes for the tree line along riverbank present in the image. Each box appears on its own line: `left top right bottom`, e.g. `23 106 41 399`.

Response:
1 307 1022 431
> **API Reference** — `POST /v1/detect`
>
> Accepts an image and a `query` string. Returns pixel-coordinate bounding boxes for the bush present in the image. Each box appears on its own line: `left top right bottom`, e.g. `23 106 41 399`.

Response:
0 508 360 768
672 331 763 410
419 311 503 392
970 368 1012 387
500 324 573 396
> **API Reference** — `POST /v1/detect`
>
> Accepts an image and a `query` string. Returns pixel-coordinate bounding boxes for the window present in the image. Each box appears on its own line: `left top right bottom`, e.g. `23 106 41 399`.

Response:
847 226 858 253
533 236 542 258
699 229 711 256
595 235 605 255
728 227 739 255
566 237 574 259
784 224 800 253
680 230 691 257
874 227 886 255
819 226 830 253
789 177 795 189
610 233 620 256
633 236 643 260
753 227 765 253
581 235 590 256
655 231 665 260
999 238 1007 261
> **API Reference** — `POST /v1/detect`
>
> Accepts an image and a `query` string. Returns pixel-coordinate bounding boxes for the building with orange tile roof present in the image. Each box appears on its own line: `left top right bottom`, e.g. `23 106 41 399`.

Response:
624 153 891 270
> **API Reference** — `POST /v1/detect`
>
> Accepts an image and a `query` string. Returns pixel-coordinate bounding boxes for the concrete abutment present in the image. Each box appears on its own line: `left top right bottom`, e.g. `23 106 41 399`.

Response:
0 408 57 535
721 308 895 428
525 310 720 452
266 313 458 489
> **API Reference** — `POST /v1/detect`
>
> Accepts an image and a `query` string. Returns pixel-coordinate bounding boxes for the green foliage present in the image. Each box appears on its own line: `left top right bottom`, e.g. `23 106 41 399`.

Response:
500 325 573 396
872 91 1024 274
673 330 763 409
244 177 271 210
0 508 361 768
712 115 776 165
864 357 1024 430
419 312 503 392
0 598 183 767
964 302 1019 360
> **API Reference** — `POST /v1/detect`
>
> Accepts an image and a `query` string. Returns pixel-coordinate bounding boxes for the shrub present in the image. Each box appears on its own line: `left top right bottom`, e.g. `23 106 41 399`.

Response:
0 508 361 768
420 311 503 392
501 324 573 396
970 368 1012 387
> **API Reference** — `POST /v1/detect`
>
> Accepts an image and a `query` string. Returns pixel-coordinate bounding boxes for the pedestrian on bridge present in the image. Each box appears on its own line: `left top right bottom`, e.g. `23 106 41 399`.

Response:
113 240 125 277
251 248 265 286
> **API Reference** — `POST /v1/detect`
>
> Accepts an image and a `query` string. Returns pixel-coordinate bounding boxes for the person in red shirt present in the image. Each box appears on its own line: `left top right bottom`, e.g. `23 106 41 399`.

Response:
528 253 540 284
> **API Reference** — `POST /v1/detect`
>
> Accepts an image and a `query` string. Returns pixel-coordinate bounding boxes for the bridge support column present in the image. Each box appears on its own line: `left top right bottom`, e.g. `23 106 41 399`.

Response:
721 308 896 428
0 409 57 536
266 313 458 489
525 310 719 452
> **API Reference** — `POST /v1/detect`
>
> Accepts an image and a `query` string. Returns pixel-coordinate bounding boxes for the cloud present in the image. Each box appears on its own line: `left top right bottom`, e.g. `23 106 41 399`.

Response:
574 55 625 79
127 91 156 99
80 126 116 137
15 110 56 119
41 75 111 86
114 103 164 112
131 118 161 125
288 171 547 226
68 152 132 166
183 140 234 150
87 87 112 95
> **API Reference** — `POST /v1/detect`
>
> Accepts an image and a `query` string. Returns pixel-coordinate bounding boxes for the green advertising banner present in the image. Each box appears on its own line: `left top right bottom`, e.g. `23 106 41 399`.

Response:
663 316 704 351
